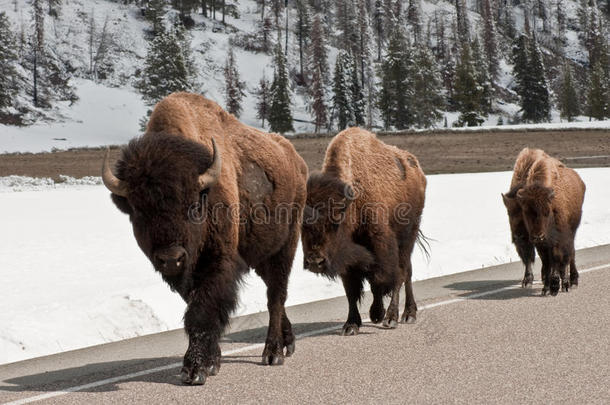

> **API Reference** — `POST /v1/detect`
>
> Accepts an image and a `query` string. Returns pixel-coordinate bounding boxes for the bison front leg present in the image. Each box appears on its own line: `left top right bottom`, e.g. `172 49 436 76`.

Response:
515 237 535 288
367 227 399 324
182 275 239 385
569 257 579 289
549 264 561 296
537 246 551 296
256 239 296 365
340 270 364 336
382 281 401 329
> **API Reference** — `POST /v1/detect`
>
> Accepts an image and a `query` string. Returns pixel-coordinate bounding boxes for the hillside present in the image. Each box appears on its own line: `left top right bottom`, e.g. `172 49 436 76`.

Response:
0 0 608 152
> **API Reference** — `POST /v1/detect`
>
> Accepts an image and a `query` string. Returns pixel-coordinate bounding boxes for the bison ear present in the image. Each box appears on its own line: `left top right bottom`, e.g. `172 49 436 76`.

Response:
342 184 356 205
501 193 512 207
516 189 526 201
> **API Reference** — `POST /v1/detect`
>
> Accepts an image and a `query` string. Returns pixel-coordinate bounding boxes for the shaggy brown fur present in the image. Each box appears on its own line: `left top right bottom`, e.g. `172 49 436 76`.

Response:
502 148 585 296
105 93 307 385
302 128 426 334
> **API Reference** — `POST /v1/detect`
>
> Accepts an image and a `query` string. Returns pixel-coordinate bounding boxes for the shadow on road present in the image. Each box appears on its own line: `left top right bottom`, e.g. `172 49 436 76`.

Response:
1 322 344 393
443 280 541 300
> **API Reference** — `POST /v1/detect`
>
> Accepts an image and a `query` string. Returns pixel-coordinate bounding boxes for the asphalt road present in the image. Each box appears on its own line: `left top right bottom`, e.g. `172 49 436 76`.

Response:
1 245 610 404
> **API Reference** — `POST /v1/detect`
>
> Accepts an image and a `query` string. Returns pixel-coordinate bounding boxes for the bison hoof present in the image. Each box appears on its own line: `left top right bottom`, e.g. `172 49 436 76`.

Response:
261 354 284 366
369 305 386 324
521 276 534 288
341 323 359 336
400 314 417 324
285 341 296 357
541 287 548 296
206 363 219 376
562 282 570 293
549 276 560 296
181 367 206 386
382 319 398 329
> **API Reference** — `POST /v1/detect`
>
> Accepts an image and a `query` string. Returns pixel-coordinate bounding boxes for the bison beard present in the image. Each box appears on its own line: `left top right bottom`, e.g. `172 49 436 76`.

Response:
102 93 307 385
302 128 427 335
502 148 585 296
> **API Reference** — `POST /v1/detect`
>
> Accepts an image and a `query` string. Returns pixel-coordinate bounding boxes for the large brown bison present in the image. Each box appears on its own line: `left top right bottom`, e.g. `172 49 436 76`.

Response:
502 148 585 296
301 128 426 335
102 93 307 385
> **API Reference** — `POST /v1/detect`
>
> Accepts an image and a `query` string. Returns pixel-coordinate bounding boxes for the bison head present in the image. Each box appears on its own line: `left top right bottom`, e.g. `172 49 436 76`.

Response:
515 184 555 243
301 172 360 276
102 133 221 283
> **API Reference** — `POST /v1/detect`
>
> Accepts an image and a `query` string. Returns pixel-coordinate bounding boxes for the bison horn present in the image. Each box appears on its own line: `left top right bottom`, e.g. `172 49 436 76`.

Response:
198 138 222 190
102 148 128 197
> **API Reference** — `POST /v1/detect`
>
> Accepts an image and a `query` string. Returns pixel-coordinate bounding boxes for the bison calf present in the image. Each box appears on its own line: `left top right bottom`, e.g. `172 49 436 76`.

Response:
302 128 426 335
102 93 307 385
502 148 585 296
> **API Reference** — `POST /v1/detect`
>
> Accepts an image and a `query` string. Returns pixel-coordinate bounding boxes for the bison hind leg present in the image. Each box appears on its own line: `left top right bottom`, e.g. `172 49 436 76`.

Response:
368 283 387 324
255 234 299 365
569 257 579 289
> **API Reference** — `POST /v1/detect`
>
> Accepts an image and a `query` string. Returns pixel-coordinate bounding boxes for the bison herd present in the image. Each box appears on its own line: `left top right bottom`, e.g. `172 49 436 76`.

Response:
101 93 586 386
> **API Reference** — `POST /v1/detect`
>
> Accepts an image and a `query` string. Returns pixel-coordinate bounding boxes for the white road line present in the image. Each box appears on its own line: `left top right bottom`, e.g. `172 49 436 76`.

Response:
4 263 609 405
563 155 610 160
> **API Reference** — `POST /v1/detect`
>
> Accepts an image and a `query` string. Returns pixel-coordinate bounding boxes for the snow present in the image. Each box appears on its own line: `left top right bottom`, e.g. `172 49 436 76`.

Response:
1 0 608 152
0 79 148 153
2 168 610 365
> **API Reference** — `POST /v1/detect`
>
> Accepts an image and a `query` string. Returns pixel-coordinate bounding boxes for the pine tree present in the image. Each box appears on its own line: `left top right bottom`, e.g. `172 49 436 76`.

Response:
308 13 329 85
145 0 166 36
136 28 192 106
481 0 499 82
0 12 19 110
524 36 551 122
356 0 376 127
378 27 411 129
333 50 354 130
558 64 580 121
409 44 444 127
472 37 492 112
269 42 293 133
455 0 470 45
223 46 245 117
587 61 609 119
373 0 385 61
310 66 328 133
31 0 45 107
555 0 567 51
294 0 311 79
512 34 530 105
308 13 330 132
336 0 358 53
407 0 423 41
585 3 605 68
255 72 270 127
349 55 365 126
454 43 485 126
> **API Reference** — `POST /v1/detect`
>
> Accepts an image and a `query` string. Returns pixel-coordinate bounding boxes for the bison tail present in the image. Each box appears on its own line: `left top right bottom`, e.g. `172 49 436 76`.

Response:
416 229 432 262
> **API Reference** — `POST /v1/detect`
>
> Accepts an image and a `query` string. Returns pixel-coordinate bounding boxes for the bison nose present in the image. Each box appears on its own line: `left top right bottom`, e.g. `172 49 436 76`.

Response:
532 234 546 243
154 247 187 275
304 255 325 268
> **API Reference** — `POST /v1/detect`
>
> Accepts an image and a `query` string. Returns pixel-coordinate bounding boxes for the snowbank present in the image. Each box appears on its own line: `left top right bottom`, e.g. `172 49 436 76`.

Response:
1 168 610 364
0 79 147 153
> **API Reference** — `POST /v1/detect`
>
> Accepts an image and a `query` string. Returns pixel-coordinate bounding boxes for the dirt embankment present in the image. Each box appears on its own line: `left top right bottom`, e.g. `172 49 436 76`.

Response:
0 129 608 180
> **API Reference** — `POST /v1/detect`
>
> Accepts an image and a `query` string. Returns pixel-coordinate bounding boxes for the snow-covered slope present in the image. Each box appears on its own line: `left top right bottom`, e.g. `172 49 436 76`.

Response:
2 168 610 365
1 0 607 153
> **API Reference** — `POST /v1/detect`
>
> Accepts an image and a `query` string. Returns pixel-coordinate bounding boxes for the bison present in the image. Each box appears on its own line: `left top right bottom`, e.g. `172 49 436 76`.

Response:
301 128 426 335
102 93 307 385
502 148 585 296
